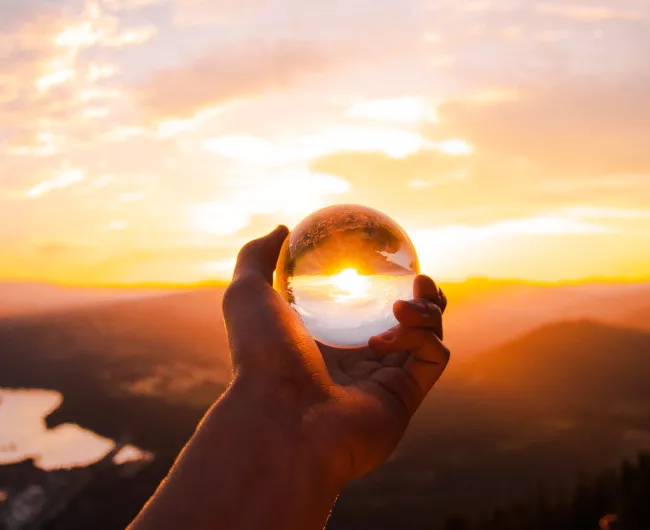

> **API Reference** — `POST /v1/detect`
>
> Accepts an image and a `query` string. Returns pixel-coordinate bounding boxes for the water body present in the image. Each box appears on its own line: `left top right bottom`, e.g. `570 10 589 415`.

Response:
0 388 152 471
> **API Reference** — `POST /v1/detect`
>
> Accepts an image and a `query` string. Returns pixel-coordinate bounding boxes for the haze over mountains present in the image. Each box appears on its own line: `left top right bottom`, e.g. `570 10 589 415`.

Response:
0 279 648 529
617 305 650 333
0 282 169 320
441 280 650 357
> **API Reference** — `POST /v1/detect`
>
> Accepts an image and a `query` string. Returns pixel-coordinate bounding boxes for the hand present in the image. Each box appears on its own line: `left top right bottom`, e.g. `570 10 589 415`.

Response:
223 226 450 486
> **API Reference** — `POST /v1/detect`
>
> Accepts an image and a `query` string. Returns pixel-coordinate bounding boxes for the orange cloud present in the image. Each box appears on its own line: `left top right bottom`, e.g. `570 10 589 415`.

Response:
436 75 650 179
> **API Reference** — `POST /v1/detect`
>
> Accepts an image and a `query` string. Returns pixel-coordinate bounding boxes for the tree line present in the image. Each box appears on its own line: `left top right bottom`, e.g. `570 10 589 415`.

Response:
445 453 650 530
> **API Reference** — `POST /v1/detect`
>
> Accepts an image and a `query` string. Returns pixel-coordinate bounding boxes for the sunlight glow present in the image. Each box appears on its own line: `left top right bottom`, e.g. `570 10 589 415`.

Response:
329 268 370 301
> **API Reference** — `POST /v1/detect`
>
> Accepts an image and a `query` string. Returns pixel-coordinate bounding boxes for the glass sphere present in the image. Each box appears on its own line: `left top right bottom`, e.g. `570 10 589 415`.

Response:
274 204 420 348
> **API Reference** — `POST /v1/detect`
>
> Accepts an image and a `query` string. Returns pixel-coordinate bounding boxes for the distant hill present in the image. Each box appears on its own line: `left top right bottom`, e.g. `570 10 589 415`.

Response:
618 306 650 332
0 282 168 319
441 281 650 359
2 278 648 360
453 320 650 411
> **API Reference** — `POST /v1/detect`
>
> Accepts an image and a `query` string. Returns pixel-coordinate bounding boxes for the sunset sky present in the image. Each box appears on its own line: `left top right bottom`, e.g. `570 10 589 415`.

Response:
1 0 649 285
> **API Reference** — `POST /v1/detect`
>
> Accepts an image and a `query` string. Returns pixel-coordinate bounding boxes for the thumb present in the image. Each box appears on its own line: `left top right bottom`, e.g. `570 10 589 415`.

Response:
233 225 289 284
223 225 290 340
223 225 326 379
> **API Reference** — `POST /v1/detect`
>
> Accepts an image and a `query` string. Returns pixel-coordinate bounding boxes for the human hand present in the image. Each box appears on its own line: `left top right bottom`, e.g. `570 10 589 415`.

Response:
223 225 450 487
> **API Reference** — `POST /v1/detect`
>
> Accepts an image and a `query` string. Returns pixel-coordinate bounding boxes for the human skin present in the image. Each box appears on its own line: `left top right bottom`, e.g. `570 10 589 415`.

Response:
128 225 450 530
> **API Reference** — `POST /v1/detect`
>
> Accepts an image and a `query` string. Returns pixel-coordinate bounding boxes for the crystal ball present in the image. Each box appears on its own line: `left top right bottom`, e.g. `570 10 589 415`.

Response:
274 204 420 348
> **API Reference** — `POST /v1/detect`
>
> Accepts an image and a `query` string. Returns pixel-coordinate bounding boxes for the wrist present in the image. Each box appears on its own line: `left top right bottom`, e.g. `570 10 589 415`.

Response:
130 376 343 530
195 377 343 528
222 375 347 489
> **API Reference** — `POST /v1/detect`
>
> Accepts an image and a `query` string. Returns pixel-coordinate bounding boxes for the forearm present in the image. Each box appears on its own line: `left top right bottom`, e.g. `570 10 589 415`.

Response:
128 378 341 530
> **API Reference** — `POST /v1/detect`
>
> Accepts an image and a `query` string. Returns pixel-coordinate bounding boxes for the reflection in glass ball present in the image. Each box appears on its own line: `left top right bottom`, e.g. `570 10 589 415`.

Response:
274 204 420 348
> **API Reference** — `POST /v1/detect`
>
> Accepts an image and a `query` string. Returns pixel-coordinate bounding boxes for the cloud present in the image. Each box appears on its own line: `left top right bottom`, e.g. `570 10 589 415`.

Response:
189 203 252 236
535 3 646 21
171 0 422 33
103 25 157 47
137 40 336 118
0 0 83 31
486 215 613 235
310 149 523 226
203 127 432 164
346 97 438 123
437 139 474 155
563 206 650 220
103 0 163 11
1 0 650 283
27 169 85 198
171 0 233 27
189 171 351 238
36 69 75 92
140 0 429 119
436 74 650 177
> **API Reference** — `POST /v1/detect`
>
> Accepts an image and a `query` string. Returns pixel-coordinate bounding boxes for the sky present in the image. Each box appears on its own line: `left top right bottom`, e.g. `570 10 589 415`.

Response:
1 0 649 285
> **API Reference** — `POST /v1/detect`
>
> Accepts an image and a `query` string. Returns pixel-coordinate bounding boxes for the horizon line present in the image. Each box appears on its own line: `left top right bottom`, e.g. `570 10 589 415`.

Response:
1 275 649 291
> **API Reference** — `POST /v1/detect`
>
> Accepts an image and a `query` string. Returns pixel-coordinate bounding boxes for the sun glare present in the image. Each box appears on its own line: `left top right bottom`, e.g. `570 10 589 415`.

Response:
329 268 370 300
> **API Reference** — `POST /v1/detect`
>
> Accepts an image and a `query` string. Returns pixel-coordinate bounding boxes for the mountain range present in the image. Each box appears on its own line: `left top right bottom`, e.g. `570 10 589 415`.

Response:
0 280 649 529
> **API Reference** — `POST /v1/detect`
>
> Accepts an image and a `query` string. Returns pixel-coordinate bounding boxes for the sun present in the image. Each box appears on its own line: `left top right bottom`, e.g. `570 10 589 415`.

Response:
329 268 370 300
